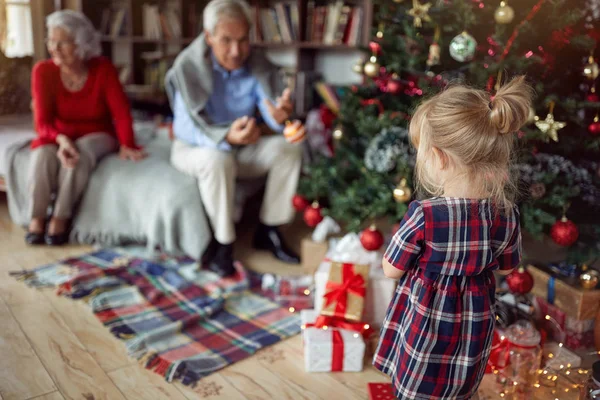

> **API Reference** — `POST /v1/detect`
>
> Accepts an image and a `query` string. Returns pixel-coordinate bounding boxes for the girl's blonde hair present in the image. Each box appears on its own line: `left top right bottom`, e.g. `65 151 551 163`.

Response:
409 76 533 211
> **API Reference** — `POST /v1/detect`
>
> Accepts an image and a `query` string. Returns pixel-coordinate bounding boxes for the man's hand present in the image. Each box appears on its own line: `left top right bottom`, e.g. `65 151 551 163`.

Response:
226 116 261 145
264 88 293 125
119 146 147 161
56 134 79 169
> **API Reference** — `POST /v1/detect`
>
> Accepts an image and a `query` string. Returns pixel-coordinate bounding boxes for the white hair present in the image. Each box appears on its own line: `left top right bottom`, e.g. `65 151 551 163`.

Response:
46 10 101 61
203 0 252 35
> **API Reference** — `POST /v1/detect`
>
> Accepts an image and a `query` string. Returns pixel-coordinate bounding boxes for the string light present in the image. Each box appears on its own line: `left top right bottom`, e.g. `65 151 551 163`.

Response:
288 307 295 313
322 326 328 330
303 289 310 295
301 324 306 330
353 333 359 338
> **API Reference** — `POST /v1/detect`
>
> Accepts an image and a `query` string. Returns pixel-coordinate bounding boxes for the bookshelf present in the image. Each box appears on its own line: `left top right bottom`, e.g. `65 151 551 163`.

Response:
62 0 373 115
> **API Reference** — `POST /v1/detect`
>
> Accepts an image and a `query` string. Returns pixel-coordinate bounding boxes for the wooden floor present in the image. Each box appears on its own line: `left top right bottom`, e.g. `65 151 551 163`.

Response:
0 192 579 400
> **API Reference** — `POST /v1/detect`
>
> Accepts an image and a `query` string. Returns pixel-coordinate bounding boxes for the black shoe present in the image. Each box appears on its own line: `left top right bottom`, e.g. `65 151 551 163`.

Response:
207 242 237 278
45 232 69 246
25 231 45 245
253 223 300 264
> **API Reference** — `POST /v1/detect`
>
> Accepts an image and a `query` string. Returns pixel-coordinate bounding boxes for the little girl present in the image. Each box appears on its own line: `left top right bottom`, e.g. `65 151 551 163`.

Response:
373 76 532 399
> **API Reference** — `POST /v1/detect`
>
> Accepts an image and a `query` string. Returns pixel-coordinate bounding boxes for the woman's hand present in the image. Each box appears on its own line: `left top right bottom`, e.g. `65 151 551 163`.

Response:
56 134 79 168
119 146 147 161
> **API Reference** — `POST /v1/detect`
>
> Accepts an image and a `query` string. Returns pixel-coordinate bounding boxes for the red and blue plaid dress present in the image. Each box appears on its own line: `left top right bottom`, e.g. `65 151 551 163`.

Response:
373 198 521 400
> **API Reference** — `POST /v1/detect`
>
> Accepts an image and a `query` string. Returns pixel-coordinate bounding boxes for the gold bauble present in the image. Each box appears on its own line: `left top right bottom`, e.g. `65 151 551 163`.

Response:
333 126 344 140
580 267 600 290
363 60 380 78
393 178 412 203
584 56 600 80
352 59 364 74
494 1 514 24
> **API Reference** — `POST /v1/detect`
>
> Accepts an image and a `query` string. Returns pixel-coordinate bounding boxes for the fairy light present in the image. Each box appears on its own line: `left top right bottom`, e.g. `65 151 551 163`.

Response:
525 50 534 58
301 324 306 330
369 55 377 63
289 307 295 313
545 315 551 320
303 289 310 295
364 324 370 330
353 333 359 338
322 325 328 330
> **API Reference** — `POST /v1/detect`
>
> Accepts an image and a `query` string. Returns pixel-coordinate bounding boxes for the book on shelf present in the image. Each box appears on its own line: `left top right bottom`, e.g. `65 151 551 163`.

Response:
254 1 301 44
140 51 176 92
294 71 322 117
99 4 128 38
305 1 363 46
142 2 182 40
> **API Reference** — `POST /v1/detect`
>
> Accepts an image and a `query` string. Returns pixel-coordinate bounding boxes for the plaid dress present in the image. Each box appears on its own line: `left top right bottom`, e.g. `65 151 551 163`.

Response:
373 198 521 400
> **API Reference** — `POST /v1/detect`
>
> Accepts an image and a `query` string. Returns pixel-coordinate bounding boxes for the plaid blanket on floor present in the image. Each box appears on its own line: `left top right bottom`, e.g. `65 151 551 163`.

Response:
11 248 303 385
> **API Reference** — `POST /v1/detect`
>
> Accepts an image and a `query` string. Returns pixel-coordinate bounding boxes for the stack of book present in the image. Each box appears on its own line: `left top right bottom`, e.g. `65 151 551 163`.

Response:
142 2 182 40
305 1 363 45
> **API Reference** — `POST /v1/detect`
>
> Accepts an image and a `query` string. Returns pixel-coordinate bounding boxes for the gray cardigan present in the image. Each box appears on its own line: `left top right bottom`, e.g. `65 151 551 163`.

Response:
164 34 281 144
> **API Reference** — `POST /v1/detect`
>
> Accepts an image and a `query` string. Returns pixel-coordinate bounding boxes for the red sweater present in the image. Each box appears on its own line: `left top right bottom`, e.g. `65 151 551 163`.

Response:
31 57 137 149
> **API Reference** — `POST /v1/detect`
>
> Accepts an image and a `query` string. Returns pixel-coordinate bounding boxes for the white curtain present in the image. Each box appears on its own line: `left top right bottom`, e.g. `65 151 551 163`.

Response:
3 0 33 58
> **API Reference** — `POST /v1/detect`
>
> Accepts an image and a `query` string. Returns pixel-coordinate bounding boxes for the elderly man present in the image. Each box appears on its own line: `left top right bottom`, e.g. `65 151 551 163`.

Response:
165 0 302 277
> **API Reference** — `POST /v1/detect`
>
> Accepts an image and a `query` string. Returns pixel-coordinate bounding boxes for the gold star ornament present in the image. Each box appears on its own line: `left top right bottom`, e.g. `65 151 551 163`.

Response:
534 102 566 142
407 0 432 27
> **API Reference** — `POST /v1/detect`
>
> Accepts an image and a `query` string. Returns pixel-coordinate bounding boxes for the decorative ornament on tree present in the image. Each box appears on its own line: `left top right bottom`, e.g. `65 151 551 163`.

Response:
304 202 324 228
587 86 599 103
360 225 385 251
550 215 579 247
449 31 477 62
589 114 600 136
426 43 441 67
369 41 382 56
407 0 432 27
375 23 384 39
352 59 364 74
283 120 306 144
583 55 599 80
494 1 515 24
534 102 566 142
505 266 534 295
529 183 546 200
332 125 344 140
363 56 380 78
386 74 403 94
364 127 414 173
393 178 412 203
292 194 310 212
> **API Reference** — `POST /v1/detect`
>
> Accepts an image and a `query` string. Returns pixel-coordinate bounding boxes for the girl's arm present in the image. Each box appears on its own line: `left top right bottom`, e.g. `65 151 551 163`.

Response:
382 258 405 279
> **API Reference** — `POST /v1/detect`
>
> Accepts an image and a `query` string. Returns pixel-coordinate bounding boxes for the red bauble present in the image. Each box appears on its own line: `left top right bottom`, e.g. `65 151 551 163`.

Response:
550 216 579 247
587 93 599 103
303 203 323 227
387 79 403 95
589 121 600 136
369 41 382 55
505 266 534 295
360 225 385 251
292 194 310 212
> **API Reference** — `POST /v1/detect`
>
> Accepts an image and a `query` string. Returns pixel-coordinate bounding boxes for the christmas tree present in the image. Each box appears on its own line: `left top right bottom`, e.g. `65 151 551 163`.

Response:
297 0 600 261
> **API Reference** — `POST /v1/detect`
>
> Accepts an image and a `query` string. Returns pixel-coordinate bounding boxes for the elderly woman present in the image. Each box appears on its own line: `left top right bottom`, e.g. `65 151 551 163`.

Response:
26 10 145 246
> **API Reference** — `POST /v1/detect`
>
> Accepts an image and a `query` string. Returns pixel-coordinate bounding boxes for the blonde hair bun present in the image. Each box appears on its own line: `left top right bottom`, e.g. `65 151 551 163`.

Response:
489 76 534 135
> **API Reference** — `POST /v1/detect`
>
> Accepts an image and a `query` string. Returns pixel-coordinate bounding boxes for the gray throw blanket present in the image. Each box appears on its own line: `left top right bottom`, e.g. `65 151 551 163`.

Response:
4 136 212 258
164 34 281 144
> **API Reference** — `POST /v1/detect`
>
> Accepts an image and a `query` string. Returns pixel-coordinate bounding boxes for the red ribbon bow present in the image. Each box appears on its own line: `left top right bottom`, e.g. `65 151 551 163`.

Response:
323 263 366 318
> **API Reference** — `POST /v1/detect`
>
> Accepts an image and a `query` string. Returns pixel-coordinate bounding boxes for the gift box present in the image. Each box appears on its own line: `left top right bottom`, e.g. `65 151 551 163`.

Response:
319 262 369 321
528 264 600 320
301 309 366 372
367 382 395 400
533 296 595 350
248 271 314 311
315 261 395 328
301 238 330 275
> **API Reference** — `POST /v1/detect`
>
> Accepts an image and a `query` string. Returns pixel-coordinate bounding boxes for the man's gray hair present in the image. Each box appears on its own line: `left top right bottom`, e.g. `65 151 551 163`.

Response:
46 10 101 61
203 0 252 35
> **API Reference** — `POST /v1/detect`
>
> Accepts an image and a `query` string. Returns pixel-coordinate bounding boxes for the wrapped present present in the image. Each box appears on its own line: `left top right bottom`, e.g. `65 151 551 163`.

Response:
248 271 314 311
528 264 600 320
320 262 369 321
315 261 395 327
367 382 395 400
533 296 595 350
314 233 395 327
301 309 367 372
